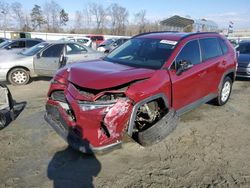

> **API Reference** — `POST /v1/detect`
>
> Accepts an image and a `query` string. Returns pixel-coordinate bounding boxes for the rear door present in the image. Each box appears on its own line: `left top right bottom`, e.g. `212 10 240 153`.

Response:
34 44 64 76
168 39 209 111
199 37 224 94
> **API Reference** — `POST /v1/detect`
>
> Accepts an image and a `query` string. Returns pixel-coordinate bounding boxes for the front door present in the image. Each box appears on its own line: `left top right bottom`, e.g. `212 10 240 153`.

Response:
168 40 209 111
34 44 64 76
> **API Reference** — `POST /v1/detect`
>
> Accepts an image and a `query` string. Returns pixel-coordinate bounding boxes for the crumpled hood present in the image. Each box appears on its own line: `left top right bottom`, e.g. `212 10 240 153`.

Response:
238 54 250 67
68 60 156 89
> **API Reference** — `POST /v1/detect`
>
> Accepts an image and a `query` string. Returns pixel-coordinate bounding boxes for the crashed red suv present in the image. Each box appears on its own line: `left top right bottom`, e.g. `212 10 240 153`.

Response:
45 32 237 153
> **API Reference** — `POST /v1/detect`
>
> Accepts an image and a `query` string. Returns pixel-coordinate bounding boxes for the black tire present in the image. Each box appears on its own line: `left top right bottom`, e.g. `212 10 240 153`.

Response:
137 110 179 146
0 112 6 129
8 68 30 86
215 76 232 106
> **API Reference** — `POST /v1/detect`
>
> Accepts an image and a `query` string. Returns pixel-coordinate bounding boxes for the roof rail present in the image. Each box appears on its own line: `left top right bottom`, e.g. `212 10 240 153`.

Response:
132 31 179 38
179 32 219 40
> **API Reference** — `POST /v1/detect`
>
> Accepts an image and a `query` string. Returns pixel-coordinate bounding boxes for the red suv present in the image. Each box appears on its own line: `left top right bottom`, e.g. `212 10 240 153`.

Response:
45 32 237 153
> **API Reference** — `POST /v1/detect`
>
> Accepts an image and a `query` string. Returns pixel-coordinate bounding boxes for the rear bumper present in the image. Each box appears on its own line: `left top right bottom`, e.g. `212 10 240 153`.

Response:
44 111 122 154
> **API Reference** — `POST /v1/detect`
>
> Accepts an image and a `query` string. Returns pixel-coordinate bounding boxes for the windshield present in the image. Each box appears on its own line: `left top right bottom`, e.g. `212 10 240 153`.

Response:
0 40 11 48
21 42 49 56
103 38 176 69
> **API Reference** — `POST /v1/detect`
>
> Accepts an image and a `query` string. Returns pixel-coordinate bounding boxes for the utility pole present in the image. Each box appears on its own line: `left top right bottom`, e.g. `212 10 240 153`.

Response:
1 10 7 38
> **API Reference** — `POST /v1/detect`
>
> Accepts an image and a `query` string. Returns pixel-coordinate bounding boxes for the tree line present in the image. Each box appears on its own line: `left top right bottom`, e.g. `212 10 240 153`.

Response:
0 0 160 36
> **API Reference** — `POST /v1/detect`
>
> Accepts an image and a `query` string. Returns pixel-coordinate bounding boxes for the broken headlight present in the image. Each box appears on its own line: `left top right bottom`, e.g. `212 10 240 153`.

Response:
78 101 115 111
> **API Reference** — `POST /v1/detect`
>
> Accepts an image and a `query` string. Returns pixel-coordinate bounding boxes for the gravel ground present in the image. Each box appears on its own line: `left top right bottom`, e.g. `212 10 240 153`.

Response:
0 78 249 188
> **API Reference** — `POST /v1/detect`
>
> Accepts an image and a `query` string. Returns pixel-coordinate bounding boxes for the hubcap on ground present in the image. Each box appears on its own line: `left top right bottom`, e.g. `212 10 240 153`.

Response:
221 81 231 102
12 71 27 84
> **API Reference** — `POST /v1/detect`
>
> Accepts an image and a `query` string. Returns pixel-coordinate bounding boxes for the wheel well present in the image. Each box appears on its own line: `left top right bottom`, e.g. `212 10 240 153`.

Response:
127 94 169 136
226 72 235 82
7 66 30 80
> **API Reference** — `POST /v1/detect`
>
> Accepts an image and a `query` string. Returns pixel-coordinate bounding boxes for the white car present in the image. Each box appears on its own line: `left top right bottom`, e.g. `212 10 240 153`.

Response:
61 37 92 47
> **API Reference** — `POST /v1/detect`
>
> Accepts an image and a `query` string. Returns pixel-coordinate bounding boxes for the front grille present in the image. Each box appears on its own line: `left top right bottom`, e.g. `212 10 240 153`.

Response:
51 90 67 103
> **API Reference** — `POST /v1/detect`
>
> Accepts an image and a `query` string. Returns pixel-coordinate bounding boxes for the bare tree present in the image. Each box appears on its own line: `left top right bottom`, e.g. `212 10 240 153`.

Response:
43 1 69 32
108 3 128 35
0 1 11 33
74 10 83 33
89 3 107 34
134 9 148 34
11 2 25 30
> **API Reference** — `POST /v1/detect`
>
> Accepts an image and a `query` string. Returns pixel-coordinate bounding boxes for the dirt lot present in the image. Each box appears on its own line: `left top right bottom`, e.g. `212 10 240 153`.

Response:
0 78 249 188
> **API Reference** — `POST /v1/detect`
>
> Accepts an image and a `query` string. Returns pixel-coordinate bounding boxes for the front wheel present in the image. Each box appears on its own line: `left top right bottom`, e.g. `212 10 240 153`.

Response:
215 76 232 106
8 68 30 86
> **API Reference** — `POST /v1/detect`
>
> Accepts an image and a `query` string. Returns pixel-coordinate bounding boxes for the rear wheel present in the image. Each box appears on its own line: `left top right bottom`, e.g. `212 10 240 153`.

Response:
216 76 232 106
8 68 30 86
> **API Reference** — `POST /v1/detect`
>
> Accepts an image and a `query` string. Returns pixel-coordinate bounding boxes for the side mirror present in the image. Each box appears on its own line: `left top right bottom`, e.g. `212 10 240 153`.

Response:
176 60 193 76
36 52 41 59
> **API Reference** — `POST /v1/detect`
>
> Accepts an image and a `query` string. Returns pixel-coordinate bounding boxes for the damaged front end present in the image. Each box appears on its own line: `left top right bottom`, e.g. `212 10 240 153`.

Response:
45 74 135 153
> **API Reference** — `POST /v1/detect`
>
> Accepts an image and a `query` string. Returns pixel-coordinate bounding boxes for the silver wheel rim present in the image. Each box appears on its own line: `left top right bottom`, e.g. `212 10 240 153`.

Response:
221 81 231 102
11 70 27 84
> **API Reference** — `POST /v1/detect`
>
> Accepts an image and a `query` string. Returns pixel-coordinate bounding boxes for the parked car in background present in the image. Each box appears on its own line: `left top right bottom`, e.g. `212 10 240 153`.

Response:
85 34 104 47
45 32 236 153
60 37 92 47
97 38 117 52
236 40 250 78
0 41 104 85
0 38 44 52
103 38 130 53
0 37 8 44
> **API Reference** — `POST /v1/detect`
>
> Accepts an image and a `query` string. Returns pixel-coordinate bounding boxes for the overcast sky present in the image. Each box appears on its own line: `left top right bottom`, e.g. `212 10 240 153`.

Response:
5 0 250 29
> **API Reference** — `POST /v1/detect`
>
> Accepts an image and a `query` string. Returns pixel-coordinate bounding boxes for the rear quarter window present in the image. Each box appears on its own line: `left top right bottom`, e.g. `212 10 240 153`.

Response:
200 38 223 61
218 38 229 54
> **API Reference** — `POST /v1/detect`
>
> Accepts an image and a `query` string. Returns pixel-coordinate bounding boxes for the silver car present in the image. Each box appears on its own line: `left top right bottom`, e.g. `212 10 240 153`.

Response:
0 41 104 85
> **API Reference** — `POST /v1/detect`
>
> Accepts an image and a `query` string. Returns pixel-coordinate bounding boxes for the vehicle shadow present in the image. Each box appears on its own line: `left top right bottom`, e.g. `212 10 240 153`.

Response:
47 138 101 188
31 76 52 82
235 77 250 82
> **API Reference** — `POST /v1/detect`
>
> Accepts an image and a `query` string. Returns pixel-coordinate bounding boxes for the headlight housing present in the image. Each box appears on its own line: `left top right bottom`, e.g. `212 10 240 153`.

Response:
78 101 115 111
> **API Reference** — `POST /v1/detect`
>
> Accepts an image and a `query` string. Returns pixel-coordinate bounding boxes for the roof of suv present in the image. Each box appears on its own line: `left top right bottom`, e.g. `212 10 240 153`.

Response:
134 31 219 41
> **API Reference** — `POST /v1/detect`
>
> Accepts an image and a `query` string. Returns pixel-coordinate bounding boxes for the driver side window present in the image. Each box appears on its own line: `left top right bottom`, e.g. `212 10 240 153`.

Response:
42 44 64 57
175 40 201 69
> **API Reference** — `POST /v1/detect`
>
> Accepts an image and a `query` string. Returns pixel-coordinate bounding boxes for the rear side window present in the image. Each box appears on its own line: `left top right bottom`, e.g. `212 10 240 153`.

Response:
218 38 229 54
26 40 41 47
200 38 223 61
176 40 201 65
9 41 25 48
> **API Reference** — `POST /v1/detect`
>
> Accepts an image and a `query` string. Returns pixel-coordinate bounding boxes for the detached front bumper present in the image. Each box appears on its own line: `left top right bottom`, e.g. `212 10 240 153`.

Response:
45 104 122 154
